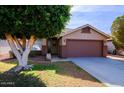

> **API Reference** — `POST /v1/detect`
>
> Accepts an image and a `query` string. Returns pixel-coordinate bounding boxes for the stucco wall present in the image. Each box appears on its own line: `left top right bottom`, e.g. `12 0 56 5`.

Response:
0 40 11 54
0 39 44 55
60 29 107 46
42 39 47 46
41 39 48 55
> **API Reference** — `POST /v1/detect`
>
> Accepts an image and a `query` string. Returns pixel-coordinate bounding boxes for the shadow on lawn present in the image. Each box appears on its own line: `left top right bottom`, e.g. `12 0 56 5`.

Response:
0 60 101 86
0 60 46 87
32 61 101 83
0 73 46 87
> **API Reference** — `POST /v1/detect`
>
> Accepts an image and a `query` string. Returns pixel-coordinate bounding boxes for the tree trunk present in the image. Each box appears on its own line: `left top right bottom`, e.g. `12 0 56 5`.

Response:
5 34 22 65
21 35 26 50
5 34 36 72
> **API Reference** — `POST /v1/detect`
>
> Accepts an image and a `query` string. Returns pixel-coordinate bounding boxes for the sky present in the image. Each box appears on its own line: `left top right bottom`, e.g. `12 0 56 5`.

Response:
66 5 124 34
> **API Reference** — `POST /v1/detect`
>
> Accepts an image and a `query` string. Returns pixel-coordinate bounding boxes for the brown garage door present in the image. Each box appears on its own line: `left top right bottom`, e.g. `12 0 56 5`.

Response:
67 40 103 57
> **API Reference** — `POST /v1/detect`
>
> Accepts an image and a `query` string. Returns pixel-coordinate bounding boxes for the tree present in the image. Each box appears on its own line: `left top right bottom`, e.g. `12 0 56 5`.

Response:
111 15 124 49
0 5 71 70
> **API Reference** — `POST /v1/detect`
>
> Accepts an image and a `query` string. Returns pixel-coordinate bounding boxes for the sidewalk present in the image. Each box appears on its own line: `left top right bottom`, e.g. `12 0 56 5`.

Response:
107 54 124 62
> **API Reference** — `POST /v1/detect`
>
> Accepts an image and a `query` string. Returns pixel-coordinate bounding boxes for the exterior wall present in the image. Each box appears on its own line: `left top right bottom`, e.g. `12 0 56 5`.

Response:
103 46 107 57
59 27 108 57
0 39 46 58
42 46 48 55
0 39 43 54
60 28 107 46
0 40 11 56
59 46 67 57
41 39 48 55
0 40 13 59
42 39 47 46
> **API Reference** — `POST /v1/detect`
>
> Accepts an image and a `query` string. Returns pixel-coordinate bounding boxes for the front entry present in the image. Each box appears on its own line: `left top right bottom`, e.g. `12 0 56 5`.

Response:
48 38 59 55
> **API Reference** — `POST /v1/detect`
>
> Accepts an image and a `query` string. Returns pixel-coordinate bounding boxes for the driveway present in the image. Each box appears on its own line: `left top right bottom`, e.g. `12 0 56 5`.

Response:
68 57 124 87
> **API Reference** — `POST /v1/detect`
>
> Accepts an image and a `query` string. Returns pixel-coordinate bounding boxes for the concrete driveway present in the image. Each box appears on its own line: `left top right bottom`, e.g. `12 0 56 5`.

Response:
68 57 124 87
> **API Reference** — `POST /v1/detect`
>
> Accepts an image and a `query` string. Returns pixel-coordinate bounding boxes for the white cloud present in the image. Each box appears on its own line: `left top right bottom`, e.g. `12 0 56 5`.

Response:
70 5 98 13
70 5 124 13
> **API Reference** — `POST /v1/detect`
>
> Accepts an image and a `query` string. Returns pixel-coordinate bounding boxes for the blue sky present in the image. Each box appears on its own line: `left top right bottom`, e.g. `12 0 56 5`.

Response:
66 5 124 34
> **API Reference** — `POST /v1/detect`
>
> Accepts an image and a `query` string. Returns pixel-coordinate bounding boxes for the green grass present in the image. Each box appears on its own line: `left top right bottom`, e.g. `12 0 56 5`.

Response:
0 61 104 87
0 61 16 72
0 61 46 87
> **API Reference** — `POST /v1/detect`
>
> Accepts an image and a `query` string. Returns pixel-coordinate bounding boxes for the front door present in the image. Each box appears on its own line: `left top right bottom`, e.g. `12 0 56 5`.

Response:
48 38 59 55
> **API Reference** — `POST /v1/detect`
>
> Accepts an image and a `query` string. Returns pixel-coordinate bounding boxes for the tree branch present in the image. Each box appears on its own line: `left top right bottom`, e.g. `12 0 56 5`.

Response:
27 35 36 49
13 36 23 54
21 35 26 50
21 35 36 66
5 33 22 65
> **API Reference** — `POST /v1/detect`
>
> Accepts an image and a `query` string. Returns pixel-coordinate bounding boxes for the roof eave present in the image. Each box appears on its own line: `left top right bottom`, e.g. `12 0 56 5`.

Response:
61 24 110 38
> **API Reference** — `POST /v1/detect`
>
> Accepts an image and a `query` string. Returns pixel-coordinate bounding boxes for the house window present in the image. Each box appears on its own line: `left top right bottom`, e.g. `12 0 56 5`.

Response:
81 27 91 33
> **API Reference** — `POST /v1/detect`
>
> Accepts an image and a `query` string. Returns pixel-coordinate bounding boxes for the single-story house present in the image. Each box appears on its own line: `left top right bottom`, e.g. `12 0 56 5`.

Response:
42 24 110 57
0 24 110 59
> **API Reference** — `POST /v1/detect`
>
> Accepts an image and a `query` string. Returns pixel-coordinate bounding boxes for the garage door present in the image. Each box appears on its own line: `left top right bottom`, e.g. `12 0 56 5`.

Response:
67 40 103 57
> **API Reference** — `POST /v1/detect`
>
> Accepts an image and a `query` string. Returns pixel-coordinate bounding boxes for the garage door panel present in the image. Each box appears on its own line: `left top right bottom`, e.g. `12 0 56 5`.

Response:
67 40 102 57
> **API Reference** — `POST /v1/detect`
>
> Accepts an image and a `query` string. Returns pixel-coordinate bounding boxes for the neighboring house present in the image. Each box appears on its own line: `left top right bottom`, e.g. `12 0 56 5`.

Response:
0 39 42 57
0 24 110 58
42 24 110 57
106 39 116 54
0 40 11 55
106 39 124 55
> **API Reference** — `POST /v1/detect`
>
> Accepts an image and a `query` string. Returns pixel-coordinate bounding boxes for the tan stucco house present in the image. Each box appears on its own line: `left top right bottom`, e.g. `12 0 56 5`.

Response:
42 24 110 57
0 24 110 59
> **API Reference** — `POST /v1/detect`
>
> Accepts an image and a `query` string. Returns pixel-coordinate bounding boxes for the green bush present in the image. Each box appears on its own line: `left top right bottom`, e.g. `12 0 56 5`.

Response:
111 15 124 49
29 51 42 57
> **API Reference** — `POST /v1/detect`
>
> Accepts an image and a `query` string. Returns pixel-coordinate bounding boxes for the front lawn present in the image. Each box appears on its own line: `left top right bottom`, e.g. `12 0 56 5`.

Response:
0 61 104 87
